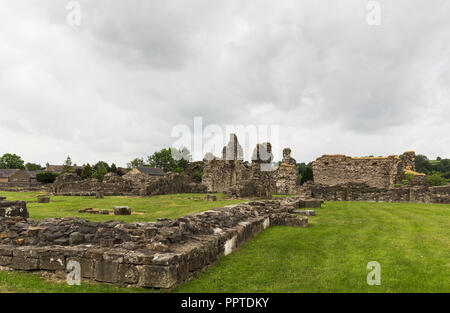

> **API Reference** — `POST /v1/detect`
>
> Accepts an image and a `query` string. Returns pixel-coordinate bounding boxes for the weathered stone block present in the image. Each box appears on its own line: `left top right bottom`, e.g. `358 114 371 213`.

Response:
12 247 41 258
94 259 119 283
123 251 155 265
205 195 217 201
138 265 178 289
113 206 131 215
11 257 39 270
294 210 316 216
147 242 169 252
69 232 85 245
0 200 29 218
39 254 66 271
37 196 50 203
0 246 13 256
0 255 12 266
67 257 95 279
118 263 139 284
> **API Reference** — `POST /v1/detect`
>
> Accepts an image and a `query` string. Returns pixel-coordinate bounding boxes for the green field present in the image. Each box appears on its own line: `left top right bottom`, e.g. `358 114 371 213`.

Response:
0 191 247 222
0 192 449 293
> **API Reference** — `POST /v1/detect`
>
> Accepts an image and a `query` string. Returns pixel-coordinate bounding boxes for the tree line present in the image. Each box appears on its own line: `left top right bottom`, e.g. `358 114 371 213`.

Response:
415 155 450 186
1 152 448 187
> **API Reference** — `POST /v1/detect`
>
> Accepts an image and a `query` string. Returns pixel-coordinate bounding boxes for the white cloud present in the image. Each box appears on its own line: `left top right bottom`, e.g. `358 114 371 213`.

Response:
0 0 449 167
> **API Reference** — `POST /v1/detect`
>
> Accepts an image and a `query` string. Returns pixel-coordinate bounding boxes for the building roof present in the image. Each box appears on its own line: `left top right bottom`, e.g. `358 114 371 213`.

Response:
25 170 43 179
46 164 82 173
136 167 166 176
0 169 19 178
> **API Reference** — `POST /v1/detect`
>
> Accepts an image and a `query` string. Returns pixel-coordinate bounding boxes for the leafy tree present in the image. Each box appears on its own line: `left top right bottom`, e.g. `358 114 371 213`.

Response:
74 167 83 176
297 174 302 186
401 173 415 185
147 148 191 173
25 163 43 171
0 153 25 169
426 172 449 187
36 172 59 183
93 163 107 182
300 166 314 185
61 156 74 173
81 164 93 180
192 169 203 183
94 161 110 173
415 155 432 174
297 163 314 185
127 158 145 169
110 163 118 174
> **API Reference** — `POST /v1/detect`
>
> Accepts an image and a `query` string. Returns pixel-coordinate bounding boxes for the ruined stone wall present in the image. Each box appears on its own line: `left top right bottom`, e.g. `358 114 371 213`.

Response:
51 172 205 197
52 173 108 196
0 197 29 218
271 148 298 195
202 135 297 197
0 198 308 288
228 143 274 199
7 171 32 183
201 134 251 193
298 182 450 204
0 182 48 192
312 151 419 188
202 160 250 193
143 173 207 196
184 161 205 182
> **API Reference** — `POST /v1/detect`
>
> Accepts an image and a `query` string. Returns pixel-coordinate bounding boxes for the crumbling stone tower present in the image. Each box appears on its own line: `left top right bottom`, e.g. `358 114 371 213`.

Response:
202 134 250 193
202 135 299 197
233 142 274 198
272 148 298 195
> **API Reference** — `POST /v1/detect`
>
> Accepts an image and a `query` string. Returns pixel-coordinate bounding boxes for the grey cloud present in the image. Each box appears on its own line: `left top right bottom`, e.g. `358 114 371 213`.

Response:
0 0 449 166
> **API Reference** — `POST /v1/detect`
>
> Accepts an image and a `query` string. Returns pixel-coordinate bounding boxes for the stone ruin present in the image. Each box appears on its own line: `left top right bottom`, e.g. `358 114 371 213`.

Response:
0 196 319 288
0 197 29 218
312 151 423 188
51 171 206 197
50 134 297 198
299 181 450 204
272 148 298 195
301 150 450 204
201 134 298 197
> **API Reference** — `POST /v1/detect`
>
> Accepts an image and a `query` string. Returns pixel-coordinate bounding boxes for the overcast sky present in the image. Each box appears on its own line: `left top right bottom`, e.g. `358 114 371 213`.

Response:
1 0 449 167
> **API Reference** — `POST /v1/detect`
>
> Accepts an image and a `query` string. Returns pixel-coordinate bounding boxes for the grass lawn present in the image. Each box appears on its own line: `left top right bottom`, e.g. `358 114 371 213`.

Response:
0 270 155 293
176 201 450 293
0 191 248 222
0 192 449 293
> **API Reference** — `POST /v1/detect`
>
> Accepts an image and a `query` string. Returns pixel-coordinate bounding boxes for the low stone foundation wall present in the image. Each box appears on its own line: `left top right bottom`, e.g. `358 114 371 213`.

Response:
51 172 206 197
299 182 450 204
0 182 48 192
0 198 29 218
0 198 310 288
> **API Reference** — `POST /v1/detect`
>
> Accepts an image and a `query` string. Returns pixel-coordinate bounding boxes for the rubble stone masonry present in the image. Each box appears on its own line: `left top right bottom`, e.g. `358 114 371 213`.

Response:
299 182 450 204
0 197 313 288
202 135 298 196
313 151 420 188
